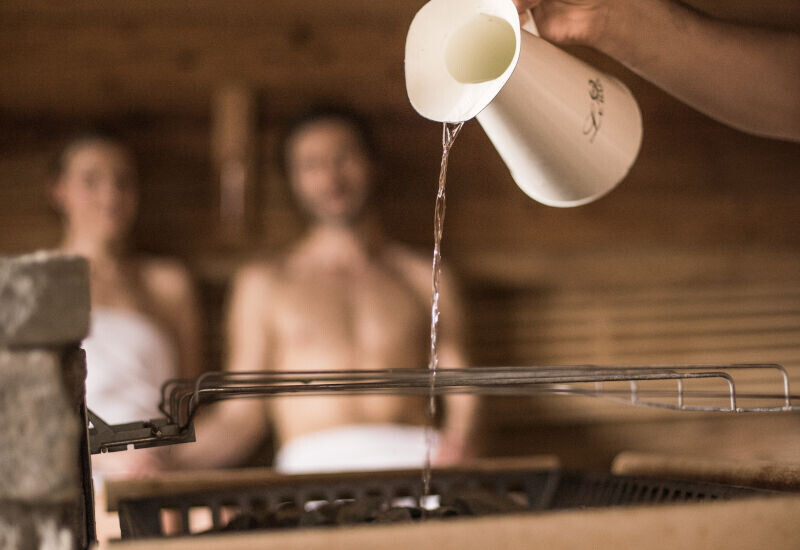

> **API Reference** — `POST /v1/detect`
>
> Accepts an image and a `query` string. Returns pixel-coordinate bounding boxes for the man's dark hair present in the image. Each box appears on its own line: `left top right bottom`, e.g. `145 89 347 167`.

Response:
280 104 376 177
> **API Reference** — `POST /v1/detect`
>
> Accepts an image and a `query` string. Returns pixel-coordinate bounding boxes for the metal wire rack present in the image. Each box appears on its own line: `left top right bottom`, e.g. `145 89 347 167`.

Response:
89 363 798 454
160 363 798 431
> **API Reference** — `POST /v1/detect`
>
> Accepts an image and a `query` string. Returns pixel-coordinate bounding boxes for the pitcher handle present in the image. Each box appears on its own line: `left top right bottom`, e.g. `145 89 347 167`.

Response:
521 9 540 36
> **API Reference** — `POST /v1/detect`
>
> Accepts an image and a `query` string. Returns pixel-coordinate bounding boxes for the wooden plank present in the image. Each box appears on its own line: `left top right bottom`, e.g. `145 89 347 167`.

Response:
480 409 800 468
492 317 800 344
511 348 800 368
0 1 422 25
102 496 800 550
611 451 800 490
460 248 800 288
2 0 799 118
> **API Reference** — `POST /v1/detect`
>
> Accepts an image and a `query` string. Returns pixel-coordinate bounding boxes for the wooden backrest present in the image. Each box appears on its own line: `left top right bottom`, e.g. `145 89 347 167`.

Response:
467 281 800 369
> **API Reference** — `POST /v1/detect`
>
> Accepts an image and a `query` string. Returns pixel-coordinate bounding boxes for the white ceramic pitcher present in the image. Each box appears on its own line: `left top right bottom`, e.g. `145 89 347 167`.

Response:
405 0 643 207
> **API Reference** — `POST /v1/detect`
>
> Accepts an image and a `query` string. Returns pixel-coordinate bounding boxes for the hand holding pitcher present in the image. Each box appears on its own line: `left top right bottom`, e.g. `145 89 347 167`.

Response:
405 0 643 207
511 0 800 142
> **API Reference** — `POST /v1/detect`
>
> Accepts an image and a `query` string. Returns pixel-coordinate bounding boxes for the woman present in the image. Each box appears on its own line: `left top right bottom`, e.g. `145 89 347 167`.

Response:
50 130 203 477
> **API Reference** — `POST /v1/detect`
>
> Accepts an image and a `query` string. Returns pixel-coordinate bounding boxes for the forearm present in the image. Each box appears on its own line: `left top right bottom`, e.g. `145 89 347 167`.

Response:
596 0 800 140
433 350 479 461
173 400 266 470
442 394 478 440
177 265 275 469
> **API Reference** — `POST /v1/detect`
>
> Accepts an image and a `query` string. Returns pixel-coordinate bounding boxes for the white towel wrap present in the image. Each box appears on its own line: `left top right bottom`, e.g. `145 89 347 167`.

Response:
275 423 440 474
83 306 177 425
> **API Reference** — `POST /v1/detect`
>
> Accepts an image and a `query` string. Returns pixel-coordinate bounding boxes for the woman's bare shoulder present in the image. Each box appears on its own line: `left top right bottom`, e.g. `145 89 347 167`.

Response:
134 257 198 333
138 257 194 299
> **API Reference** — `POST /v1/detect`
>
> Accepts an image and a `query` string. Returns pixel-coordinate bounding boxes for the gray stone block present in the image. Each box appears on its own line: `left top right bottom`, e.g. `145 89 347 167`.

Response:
0 503 76 550
0 251 90 347
0 350 79 502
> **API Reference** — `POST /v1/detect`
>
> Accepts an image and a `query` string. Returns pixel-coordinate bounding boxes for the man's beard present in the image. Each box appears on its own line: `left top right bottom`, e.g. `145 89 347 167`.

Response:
304 193 370 227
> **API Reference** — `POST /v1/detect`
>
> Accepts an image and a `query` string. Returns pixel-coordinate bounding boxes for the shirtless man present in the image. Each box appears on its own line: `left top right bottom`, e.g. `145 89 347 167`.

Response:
182 107 476 471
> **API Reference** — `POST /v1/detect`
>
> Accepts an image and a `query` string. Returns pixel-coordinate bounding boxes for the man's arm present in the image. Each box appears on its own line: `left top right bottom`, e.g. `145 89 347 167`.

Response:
173 265 273 469
515 0 800 141
434 271 480 465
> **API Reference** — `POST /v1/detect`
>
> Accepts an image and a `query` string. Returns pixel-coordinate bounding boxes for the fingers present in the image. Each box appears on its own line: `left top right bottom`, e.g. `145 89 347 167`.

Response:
512 0 542 13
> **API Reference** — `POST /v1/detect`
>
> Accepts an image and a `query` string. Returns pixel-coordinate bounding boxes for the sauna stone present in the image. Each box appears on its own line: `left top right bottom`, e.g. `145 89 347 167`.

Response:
0 252 90 347
0 349 79 501
0 252 90 550
0 349 82 550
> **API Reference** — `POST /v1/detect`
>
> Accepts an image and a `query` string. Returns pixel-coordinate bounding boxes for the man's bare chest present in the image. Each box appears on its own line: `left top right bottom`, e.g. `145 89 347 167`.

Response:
273 268 427 353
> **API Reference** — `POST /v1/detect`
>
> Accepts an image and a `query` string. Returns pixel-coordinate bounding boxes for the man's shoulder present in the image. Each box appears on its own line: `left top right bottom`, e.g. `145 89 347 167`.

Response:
382 241 461 294
382 242 436 295
383 242 430 272
234 258 283 292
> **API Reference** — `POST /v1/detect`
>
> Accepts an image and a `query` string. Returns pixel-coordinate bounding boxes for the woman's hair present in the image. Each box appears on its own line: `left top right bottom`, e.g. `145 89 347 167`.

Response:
49 126 132 179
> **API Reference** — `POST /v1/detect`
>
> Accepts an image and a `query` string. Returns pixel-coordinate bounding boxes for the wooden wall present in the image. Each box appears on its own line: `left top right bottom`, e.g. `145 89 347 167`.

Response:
2 0 799 268
3 0 800 364
2 0 800 469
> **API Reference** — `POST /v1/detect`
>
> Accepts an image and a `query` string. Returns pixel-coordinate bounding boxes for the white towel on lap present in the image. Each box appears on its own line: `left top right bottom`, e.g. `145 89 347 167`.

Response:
275 424 440 474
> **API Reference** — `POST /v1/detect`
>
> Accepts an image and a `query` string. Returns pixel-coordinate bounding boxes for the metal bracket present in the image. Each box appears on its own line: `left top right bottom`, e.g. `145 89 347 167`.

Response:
87 409 195 455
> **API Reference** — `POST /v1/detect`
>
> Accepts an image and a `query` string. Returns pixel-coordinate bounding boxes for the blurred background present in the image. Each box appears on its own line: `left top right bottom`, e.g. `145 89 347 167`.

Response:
2 0 800 468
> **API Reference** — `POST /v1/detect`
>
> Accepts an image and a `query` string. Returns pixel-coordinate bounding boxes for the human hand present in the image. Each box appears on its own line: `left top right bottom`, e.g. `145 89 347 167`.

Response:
91 447 170 484
433 432 476 466
512 0 614 47
129 448 172 476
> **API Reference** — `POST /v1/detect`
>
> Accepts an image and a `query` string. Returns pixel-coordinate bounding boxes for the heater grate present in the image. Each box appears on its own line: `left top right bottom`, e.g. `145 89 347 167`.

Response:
114 469 772 539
